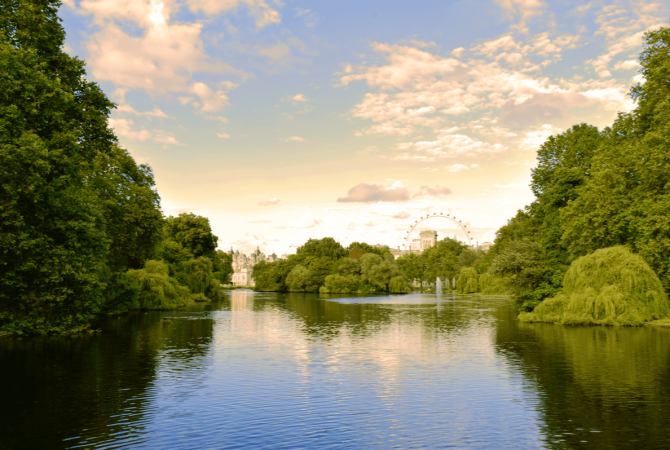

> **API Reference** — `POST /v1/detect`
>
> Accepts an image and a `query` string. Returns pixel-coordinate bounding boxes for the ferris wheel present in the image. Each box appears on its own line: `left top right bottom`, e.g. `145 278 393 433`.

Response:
404 212 471 250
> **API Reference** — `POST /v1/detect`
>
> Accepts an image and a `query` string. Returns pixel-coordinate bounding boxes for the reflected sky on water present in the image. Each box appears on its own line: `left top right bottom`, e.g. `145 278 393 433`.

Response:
2 290 670 449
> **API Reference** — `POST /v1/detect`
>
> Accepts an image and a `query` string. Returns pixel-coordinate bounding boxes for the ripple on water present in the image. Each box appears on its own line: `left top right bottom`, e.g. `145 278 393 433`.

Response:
2 292 670 448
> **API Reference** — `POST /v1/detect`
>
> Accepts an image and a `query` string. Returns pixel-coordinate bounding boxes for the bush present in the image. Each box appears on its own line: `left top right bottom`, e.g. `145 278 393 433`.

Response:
286 265 310 292
191 293 209 302
181 257 223 300
389 276 411 294
320 274 360 294
519 246 669 326
105 260 190 313
479 273 507 294
456 268 479 293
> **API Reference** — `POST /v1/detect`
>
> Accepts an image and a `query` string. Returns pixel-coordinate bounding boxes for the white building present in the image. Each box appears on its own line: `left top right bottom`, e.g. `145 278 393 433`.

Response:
229 246 281 286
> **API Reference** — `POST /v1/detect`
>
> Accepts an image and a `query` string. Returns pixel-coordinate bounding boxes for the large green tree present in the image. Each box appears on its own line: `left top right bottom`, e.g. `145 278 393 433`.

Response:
0 0 118 334
164 213 218 259
562 27 670 290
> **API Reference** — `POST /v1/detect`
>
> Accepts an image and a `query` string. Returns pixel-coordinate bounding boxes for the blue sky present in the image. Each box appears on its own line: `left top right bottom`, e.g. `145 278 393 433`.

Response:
59 0 668 254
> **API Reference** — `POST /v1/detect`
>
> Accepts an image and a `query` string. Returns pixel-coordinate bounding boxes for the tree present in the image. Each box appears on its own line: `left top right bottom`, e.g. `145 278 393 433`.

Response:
164 213 218 258
561 27 670 291
286 265 310 292
0 0 117 334
297 237 347 260
420 238 467 283
92 145 164 272
396 252 424 282
489 240 546 311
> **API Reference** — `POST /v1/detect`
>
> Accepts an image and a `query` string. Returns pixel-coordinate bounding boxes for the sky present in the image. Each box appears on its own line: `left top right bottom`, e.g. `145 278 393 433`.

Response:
58 0 668 255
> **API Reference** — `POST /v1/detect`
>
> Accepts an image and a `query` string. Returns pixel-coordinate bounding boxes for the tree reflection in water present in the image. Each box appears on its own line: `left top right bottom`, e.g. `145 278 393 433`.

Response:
495 305 670 448
0 305 217 449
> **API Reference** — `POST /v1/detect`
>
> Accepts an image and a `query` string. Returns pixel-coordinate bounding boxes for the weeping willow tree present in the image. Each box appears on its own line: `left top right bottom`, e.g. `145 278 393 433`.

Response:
456 268 479 293
389 276 411 294
479 273 507 295
105 260 190 313
181 257 223 300
519 246 669 326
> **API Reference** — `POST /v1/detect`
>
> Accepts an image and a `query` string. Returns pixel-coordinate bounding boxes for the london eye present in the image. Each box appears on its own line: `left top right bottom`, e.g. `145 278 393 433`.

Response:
404 213 471 250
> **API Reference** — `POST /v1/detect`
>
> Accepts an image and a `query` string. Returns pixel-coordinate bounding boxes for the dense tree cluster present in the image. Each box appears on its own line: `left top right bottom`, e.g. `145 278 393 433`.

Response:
484 26 670 311
0 1 231 334
254 238 412 294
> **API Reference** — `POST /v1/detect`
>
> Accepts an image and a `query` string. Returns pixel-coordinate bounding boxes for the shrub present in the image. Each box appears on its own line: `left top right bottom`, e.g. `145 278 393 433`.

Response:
105 260 190 313
456 268 479 293
479 273 507 294
389 276 411 294
320 274 360 294
519 246 669 326
181 257 223 300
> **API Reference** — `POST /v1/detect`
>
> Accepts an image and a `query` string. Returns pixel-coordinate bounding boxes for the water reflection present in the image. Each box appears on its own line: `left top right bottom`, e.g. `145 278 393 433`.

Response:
495 306 670 448
0 304 218 449
2 292 670 448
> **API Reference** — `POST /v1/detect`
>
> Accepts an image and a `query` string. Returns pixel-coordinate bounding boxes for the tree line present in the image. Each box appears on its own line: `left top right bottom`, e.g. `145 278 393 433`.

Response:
474 26 670 312
254 239 412 294
0 0 232 335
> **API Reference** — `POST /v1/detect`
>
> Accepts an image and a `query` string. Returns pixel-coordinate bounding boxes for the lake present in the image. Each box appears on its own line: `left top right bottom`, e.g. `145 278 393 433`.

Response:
2 290 670 449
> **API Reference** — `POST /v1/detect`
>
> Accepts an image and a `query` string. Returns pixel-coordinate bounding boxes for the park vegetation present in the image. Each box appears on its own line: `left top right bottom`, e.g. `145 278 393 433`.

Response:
0 0 232 335
470 26 670 325
254 239 412 294
519 247 669 326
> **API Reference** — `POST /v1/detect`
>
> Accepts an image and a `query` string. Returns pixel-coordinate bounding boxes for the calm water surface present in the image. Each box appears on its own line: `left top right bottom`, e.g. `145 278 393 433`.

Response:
2 291 670 449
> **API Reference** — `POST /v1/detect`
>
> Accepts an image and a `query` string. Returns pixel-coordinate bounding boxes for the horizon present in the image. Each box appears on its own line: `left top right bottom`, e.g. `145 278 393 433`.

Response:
58 0 668 255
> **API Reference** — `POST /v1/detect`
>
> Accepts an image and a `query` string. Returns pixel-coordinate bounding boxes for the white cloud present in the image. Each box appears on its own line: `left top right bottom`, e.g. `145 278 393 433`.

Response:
109 118 180 145
258 197 280 206
447 164 469 172
79 0 248 106
519 124 561 149
292 93 307 102
451 47 465 58
186 0 281 28
116 104 170 117
191 82 230 112
285 136 305 142
396 127 506 160
613 60 640 70
216 132 230 138
108 118 152 141
492 0 545 33
154 132 180 145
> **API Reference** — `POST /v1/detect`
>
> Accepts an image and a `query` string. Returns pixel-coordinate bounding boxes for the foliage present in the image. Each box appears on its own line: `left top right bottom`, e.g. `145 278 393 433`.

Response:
0 0 117 335
297 237 347 260
181 257 223 300
456 268 479 294
164 213 218 259
255 237 410 294
519 247 669 326
396 238 468 288
347 242 393 260
478 273 507 295
320 274 360 294
388 276 411 294
286 265 310 292
103 260 190 313
91 144 163 272
489 240 546 310
0 1 230 333
212 250 234 284
486 27 670 314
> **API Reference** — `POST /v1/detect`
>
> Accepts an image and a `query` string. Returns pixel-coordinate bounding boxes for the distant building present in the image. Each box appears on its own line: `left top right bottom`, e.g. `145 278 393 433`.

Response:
228 246 280 286
390 229 439 259
419 230 437 250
